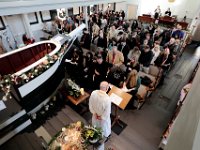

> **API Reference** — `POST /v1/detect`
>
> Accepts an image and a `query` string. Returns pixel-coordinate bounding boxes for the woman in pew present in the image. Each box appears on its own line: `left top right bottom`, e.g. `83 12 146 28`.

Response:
154 45 170 67
65 48 84 83
97 29 107 50
92 54 111 89
154 46 172 85
122 69 141 108
126 46 141 73
151 43 161 65
83 52 94 87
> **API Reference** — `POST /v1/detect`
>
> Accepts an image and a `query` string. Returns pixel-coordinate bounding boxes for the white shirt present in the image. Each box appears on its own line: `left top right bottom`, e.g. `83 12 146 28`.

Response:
89 90 111 120
101 19 107 29
89 90 111 137
151 48 160 64
107 29 118 40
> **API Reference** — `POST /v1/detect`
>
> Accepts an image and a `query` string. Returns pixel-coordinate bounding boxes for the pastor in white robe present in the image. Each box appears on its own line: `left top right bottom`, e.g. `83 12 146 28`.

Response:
89 90 111 138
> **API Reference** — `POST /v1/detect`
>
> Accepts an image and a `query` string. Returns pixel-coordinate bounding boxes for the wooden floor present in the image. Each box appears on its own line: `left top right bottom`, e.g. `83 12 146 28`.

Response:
0 45 199 150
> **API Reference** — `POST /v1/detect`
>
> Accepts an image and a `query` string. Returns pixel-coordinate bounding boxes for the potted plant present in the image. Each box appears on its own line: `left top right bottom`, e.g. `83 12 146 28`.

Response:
82 126 102 144
65 79 81 98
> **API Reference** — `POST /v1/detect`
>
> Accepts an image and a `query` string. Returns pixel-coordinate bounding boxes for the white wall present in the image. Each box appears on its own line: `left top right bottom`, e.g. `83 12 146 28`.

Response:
126 0 200 22
0 0 125 16
126 0 138 5
192 20 200 41
115 2 126 12
73 6 80 15
1 11 53 51
103 3 109 12
127 4 138 20
189 4 200 40
165 64 200 150
28 12 53 42
5 15 26 46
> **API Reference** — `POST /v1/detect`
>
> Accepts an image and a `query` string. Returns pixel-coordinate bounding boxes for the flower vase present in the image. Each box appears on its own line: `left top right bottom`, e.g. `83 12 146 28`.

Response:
89 138 98 144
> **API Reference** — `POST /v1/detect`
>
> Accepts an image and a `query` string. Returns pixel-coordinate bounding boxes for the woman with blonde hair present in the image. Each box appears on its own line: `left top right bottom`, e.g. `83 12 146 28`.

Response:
122 69 141 108
122 69 141 98
126 46 141 73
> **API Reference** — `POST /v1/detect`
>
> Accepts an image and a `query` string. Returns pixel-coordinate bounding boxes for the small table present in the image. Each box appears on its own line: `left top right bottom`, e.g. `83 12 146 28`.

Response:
67 92 90 105
108 86 132 128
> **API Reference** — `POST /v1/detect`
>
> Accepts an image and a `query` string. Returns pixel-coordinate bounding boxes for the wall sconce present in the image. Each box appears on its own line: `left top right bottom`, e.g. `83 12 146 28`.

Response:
168 0 175 2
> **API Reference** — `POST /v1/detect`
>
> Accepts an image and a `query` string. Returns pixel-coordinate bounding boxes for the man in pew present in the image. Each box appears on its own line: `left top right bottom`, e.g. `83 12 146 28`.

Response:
80 28 91 50
117 39 130 64
165 37 179 63
172 24 184 40
139 45 154 74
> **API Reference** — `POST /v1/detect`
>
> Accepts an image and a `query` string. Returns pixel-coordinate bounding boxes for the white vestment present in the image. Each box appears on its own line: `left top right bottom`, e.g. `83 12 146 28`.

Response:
89 90 111 137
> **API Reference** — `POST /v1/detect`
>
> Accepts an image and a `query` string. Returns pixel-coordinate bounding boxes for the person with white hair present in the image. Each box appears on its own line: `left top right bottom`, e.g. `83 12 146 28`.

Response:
89 81 111 150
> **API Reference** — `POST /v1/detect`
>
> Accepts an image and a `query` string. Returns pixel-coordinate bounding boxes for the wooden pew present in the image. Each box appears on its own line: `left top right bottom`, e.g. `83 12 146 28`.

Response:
138 16 155 24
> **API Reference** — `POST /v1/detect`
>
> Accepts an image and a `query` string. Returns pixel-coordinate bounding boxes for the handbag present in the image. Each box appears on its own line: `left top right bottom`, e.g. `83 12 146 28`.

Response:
141 76 152 86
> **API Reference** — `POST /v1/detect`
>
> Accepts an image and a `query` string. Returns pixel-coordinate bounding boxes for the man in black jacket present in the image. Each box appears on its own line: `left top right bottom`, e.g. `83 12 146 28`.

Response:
117 40 130 64
80 28 91 50
139 45 154 73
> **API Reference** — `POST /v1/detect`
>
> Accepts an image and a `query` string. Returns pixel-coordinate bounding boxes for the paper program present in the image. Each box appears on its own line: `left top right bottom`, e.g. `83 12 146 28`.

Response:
110 93 122 106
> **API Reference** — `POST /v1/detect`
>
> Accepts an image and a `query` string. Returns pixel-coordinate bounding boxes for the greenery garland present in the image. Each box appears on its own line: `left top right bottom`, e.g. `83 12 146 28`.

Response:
0 44 68 100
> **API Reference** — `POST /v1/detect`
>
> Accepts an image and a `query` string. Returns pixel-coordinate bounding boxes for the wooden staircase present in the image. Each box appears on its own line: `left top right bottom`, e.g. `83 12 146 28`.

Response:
0 104 88 150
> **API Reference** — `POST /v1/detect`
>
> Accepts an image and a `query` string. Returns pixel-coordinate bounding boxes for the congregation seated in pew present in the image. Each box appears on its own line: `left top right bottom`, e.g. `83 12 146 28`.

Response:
63 8 187 110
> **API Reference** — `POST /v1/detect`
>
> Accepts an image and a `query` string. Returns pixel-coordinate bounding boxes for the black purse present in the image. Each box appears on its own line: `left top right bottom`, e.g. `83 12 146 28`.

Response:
141 76 152 86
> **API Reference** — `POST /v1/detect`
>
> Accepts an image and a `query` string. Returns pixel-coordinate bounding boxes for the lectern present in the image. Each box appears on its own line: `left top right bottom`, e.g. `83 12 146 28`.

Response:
108 86 132 128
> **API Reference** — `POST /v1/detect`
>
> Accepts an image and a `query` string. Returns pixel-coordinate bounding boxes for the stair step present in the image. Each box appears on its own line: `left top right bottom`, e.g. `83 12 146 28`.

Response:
43 121 57 137
0 110 26 130
62 105 87 125
46 115 64 132
14 133 35 150
0 114 29 138
0 119 32 146
56 111 73 126
24 132 44 150
35 126 52 144
0 135 21 150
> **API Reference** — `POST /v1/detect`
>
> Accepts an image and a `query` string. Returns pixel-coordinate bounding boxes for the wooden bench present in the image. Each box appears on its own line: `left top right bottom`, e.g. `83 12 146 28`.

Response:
136 65 163 109
136 85 149 109
139 65 163 88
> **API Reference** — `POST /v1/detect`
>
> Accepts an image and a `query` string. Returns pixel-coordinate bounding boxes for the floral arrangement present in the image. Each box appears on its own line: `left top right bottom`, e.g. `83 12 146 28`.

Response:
0 74 12 101
82 125 102 144
0 44 68 101
48 122 103 150
65 79 81 98
48 121 85 150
